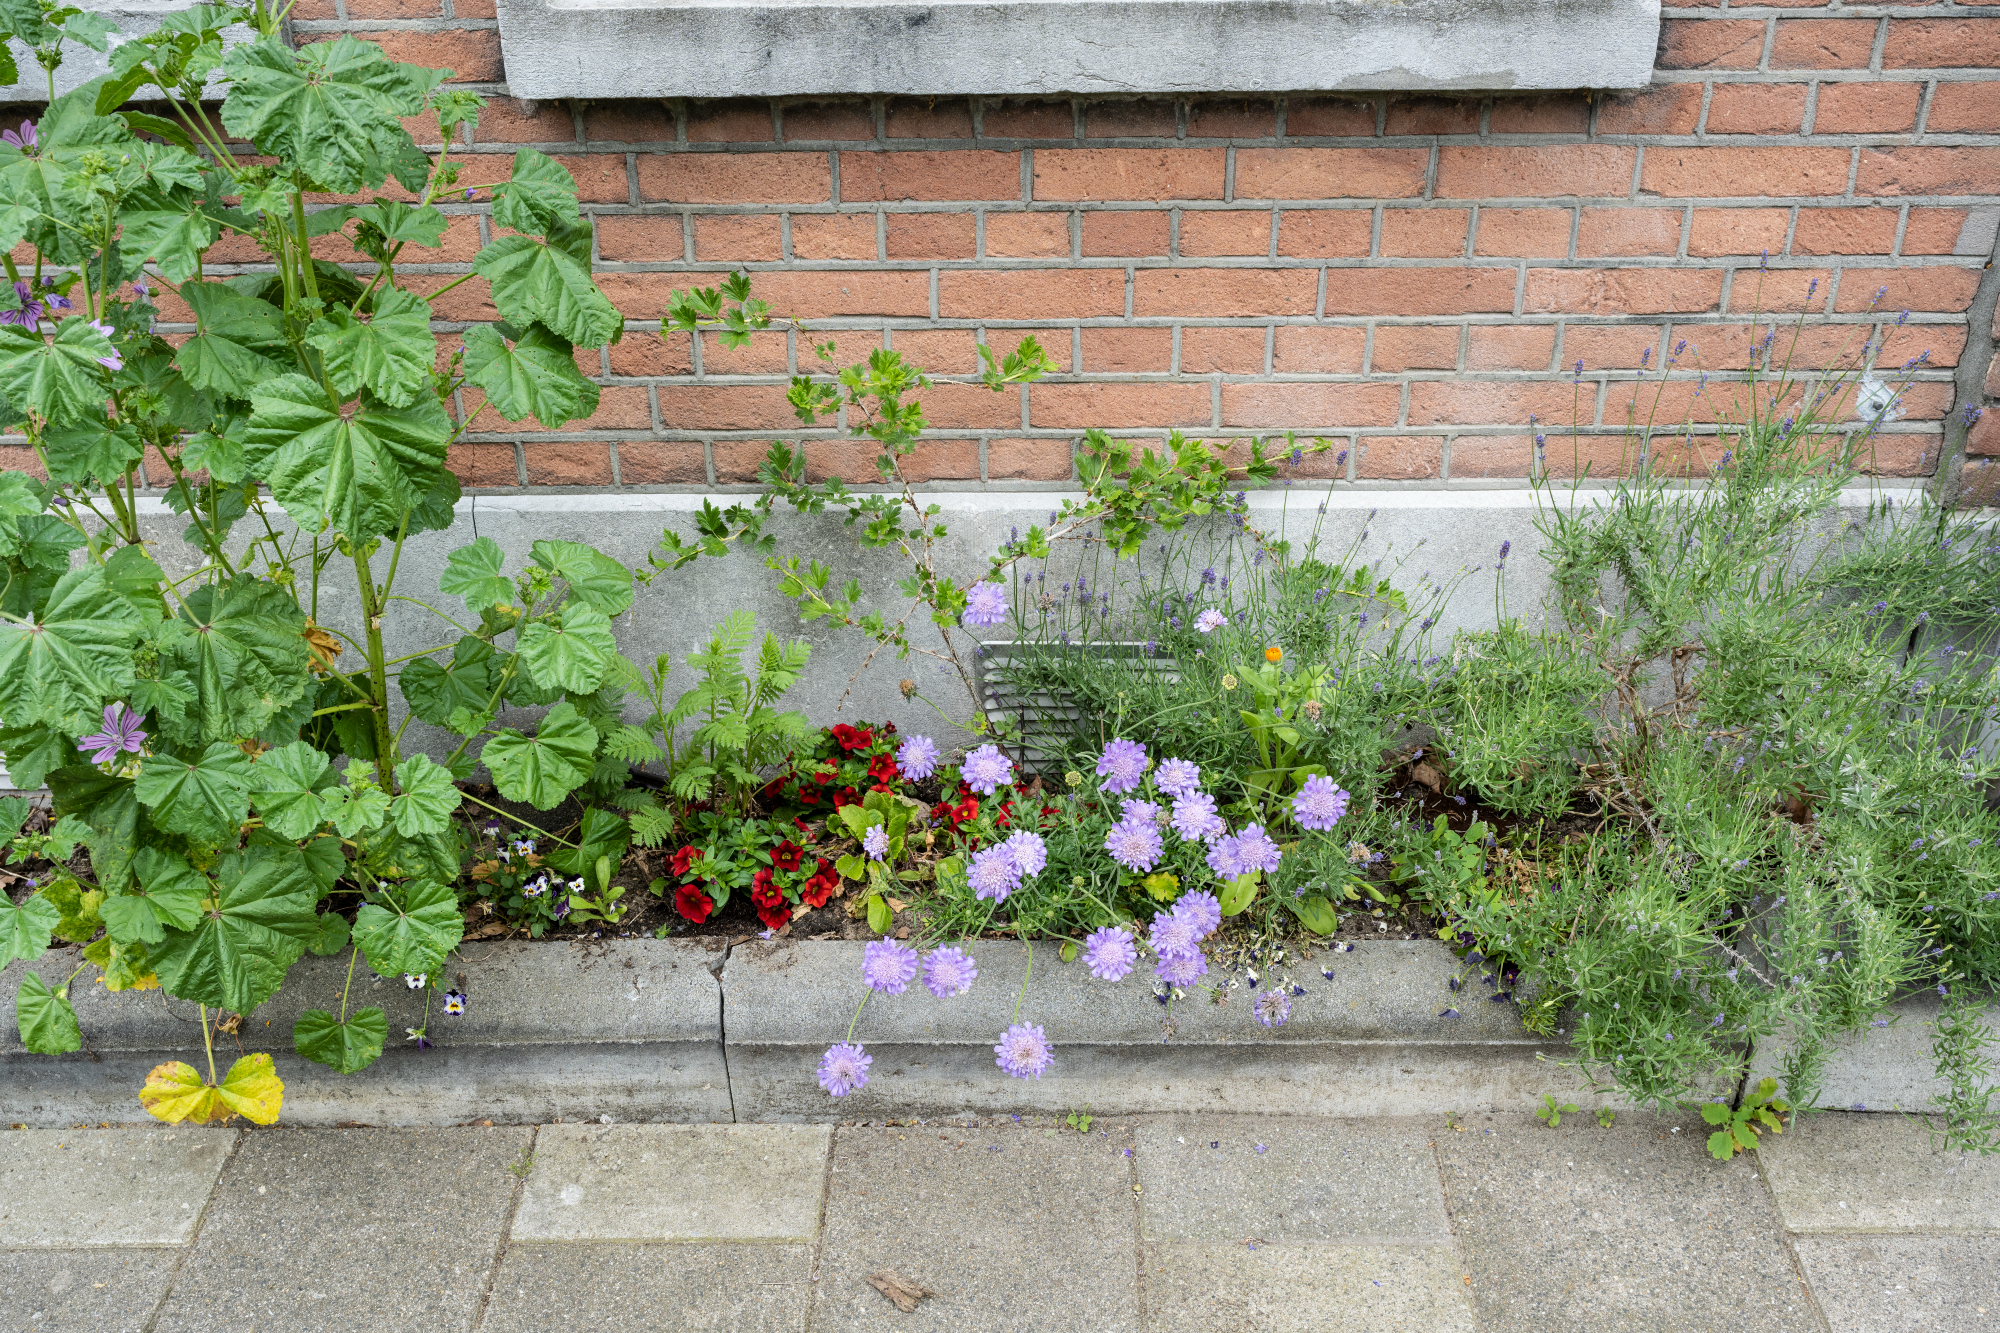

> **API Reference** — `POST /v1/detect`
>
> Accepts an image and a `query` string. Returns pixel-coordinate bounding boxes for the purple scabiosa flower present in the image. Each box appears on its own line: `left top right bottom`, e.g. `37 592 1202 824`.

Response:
1082 926 1137 981
1003 830 1047 879
961 580 1008 628
1253 989 1292 1028
1105 818 1164 873
1171 792 1225 843
968 845 1021 901
994 1022 1054 1079
896 733 939 781
76 703 146 764
961 743 1013 795
1291 775 1351 832
1194 609 1226 634
1120 798 1162 826
444 990 468 1015
1154 758 1202 797
1149 909 1202 959
1206 833 1245 881
819 1041 872 1096
862 939 920 994
1096 737 1148 794
1155 950 1207 987
1176 890 1222 940
922 946 978 998
1233 824 1282 875
862 825 889 860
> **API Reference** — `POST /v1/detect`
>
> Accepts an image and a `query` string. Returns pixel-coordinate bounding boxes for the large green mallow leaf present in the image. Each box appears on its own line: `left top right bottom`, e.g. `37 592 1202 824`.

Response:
462 322 599 429
305 286 436 409
242 373 452 539
0 564 142 729
473 235 622 349
482 699 596 809
219 35 430 196
159 574 312 745
149 841 321 1013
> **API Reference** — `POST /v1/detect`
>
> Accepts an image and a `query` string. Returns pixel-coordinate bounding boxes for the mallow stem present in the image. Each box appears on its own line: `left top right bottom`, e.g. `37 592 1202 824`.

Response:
350 543 399 790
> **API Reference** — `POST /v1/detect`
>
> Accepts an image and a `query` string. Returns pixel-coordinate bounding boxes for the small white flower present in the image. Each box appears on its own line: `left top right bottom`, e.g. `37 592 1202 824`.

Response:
403 973 426 989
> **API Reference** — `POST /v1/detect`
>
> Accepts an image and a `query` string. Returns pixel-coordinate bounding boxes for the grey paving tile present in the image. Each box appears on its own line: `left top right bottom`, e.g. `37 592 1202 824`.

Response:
1142 1242 1476 1333
479 1243 812 1331
511 1123 829 1242
1435 1111 1815 1333
150 1126 527 1333
1135 1115 1447 1243
0 1128 236 1245
809 1122 1140 1332
0 1248 181 1333
1756 1111 2000 1232
1795 1236 2000 1333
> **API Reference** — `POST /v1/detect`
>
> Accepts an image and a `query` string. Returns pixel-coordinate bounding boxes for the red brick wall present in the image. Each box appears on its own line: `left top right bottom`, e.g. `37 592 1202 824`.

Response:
243 5 2000 488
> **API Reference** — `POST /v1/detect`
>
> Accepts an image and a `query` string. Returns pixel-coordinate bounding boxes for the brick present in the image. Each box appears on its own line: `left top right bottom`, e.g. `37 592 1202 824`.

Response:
887 330 982 374
1371 324 1460 372
1180 327 1266 374
1833 265 1981 313
0 444 43 482
698 330 792 376
1865 431 1943 478
1380 209 1469 257
984 211 1071 258
988 438 1074 480
639 153 831 204
790 213 878 259
1771 20 1879 70
655 384 798 430
1323 268 1518 316
1356 436 1443 479
1596 84 1705 136
1082 210 1171 256
541 154 626 204
1856 147 2000 196
1539 433 1664 479
1272 326 1368 373
842 150 1022 202
522 443 616 486
1468 325 1558 371
455 0 498 16
885 212 976 258
939 269 1126 320
1968 415 2000 457
1665 322 1851 371
1086 100 1178 138
345 0 441 14
1577 206 1683 256
1082 328 1173 372
1029 383 1213 428
1188 98 1277 139
1132 268 1319 318
1901 208 1970 255
1473 207 1572 258
615 442 709 485
1451 435 1535 478
412 272 498 322
687 101 774 143
782 101 877 143
737 270 931 318
1408 381 1578 426
1385 96 1480 136
980 100 1075 140
446 442 519 487
920 384 1021 429
897 439 984 482
1562 325 1665 370
706 439 773 481
1790 207 1898 255
1435 146 1636 198
1278 210 1372 258
1705 83 1809 135
286 0 337 15
1524 268 1725 314
1658 19 1766 69
1883 20 2000 70
1877 324 1965 370
1812 82 1921 134
1284 97 1378 137
887 98 974 139
401 110 451 149
348 29 501 81
583 103 673 144
1034 148 1225 201
691 213 781 261
1489 95 1591 135
471 385 651 434
1685 207 1787 257
1220 382 1401 427
1641 147 1851 197
608 333 691 377
1179 210 1274 257
1234 148 1427 199
591 214 681 262
476 98 576 145
1925 82 2000 132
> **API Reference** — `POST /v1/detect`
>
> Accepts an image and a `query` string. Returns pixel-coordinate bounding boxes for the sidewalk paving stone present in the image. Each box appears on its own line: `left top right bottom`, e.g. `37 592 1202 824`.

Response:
1794 1236 2000 1333
0 1127 236 1246
479 1242 814 1331
1755 1111 2000 1233
807 1121 1141 1331
511 1123 831 1242
0 1249 181 1333
148 1126 527 1333
1142 1242 1477 1332
1435 1111 1815 1333
1134 1115 1448 1243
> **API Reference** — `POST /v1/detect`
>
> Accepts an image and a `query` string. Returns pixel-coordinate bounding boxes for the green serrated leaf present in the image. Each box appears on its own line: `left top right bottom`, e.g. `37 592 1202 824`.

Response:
488 148 581 236
16 972 82 1055
399 635 501 731
462 322 600 429
242 373 452 539
101 846 209 946
350 200 448 248
0 317 121 424
158 574 312 746
136 741 253 843
516 603 615 694
438 537 512 614
473 234 622 349
391 753 458 837
481 699 595 809
43 417 143 487
529 539 632 615
149 841 320 1013
304 286 434 408
0 893 58 966
323 779 392 838
118 191 223 282
174 281 288 399
219 35 428 196
0 565 142 730
293 1005 386 1074
353 879 462 978
247 740 335 840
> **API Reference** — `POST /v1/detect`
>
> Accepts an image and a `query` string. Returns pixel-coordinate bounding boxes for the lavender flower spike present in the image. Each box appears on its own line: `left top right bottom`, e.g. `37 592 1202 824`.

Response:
862 939 919 994
819 1042 872 1097
1082 926 1137 981
994 1022 1055 1079
922 946 978 998
77 702 146 765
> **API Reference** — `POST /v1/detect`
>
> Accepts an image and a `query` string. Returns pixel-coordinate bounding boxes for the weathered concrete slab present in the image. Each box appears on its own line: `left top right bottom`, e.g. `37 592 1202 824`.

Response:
1747 991 2000 1112
1142 1242 1477 1333
1135 1115 1448 1243
512 1123 830 1242
808 1123 1140 1331
0 1128 235 1246
1755 1111 2000 1233
0 1248 182 1333
1794 1237 2000 1333
1435 1112 1814 1333
480 1243 814 1331
149 1127 528 1333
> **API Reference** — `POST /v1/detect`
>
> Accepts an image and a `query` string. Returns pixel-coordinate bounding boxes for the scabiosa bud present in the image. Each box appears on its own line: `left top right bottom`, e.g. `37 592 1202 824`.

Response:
819 1041 872 1097
1082 926 1137 981
1291 774 1351 832
960 744 1013 795
1253 989 1292 1028
1105 818 1164 873
1096 737 1149 794
994 1022 1054 1079
1154 757 1202 796
968 845 1021 902
961 580 1008 627
1173 792 1226 843
863 825 889 860
922 946 978 998
1195 608 1226 634
862 939 919 994
1155 950 1207 987
896 733 939 781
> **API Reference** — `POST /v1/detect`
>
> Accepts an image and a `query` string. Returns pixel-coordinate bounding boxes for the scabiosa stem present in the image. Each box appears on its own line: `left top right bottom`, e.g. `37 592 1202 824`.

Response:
1013 941 1033 1024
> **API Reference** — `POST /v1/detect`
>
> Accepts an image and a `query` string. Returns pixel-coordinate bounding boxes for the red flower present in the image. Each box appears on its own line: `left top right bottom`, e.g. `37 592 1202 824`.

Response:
882 720 897 734
948 796 979 826
750 868 785 910
756 900 793 932
674 883 714 923
867 752 899 783
758 777 786 804
833 786 861 809
670 845 701 878
831 723 874 752
793 816 812 835
796 786 821 806
770 840 805 872
994 799 1015 830
813 765 837 785
870 781 895 794
800 859 839 908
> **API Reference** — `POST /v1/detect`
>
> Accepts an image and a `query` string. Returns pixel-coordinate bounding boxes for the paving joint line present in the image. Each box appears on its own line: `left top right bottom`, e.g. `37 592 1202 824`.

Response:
468 1122 538 1333
138 1126 244 1333
1748 1137 1838 1333
1425 1122 1481 1323
800 1122 840 1333
1127 1120 1149 1329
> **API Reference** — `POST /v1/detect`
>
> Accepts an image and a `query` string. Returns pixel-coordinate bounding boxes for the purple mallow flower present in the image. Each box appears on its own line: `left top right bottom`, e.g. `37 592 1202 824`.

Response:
862 825 889 860
961 580 1008 628
1292 775 1350 832
968 845 1021 901
1172 792 1226 843
961 743 1013 795
0 280 42 328
77 703 146 765
84 318 121 371
1154 757 1202 797
1002 830 1046 879
1254 989 1292 1028
1 120 36 151
896 733 939 781
862 939 919 994
819 1041 872 1097
1096 737 1148 793
1155 951 1207 987
1105 818 1164 873
922 946 978 998
1082 926 1137 981
994 1022 1054 1079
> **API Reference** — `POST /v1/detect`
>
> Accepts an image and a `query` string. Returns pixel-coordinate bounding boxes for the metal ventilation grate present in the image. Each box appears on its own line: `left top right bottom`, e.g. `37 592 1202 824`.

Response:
971 640 1181 773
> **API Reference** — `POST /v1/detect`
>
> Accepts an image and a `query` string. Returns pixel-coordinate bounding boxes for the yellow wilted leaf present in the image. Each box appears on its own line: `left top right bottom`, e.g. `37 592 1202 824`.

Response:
216 1053 284 1125
139 1055 285 1126
303 620 343 675
139 1061 221 1125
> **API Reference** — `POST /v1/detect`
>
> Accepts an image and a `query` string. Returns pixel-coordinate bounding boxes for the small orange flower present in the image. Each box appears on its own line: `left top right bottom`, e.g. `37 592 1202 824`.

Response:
1265 646 1283 663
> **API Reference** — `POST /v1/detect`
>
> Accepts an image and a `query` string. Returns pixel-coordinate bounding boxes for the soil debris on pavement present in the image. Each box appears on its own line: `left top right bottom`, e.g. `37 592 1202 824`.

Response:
865 1269 934 1312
